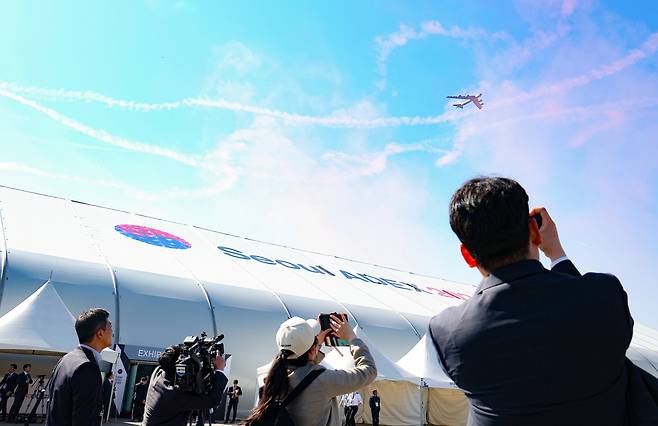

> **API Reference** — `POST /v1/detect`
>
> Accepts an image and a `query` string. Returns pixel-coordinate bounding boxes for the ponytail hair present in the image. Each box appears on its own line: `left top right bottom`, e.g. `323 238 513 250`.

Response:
243 348 313 424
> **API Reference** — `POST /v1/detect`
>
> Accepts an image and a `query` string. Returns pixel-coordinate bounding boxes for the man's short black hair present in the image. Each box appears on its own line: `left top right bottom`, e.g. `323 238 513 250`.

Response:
9 364 17 370
75 308 110 344
450 177 531 270
23 364 31 370
233 379 238 384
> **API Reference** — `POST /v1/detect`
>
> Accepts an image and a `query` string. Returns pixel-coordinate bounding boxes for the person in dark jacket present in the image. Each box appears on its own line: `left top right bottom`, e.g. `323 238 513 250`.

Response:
132 376 149 421
0 363 18 421
45 308 113 426
224 379 242 424
429 177 635 425
101 372 117 419
369 390 381 426
142 344 227 426
7 363 32 421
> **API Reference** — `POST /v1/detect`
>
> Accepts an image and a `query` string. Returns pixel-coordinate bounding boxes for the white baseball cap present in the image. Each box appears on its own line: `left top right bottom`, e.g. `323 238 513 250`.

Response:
276 317 320 359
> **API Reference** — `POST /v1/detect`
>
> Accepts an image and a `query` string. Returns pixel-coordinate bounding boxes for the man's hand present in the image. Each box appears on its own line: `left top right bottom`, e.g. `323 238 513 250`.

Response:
213 353 226 371
530 207 566 261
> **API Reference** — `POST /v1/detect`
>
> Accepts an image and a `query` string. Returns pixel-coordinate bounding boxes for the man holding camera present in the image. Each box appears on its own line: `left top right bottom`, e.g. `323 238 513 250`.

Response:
429 177 634 425
142 346 228 426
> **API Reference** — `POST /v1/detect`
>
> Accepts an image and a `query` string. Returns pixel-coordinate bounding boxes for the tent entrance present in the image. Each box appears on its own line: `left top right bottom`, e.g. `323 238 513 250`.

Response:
120 361 157 415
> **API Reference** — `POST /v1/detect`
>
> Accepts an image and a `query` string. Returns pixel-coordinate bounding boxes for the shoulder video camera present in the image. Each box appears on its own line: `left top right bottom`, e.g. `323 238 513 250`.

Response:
174 332 225 395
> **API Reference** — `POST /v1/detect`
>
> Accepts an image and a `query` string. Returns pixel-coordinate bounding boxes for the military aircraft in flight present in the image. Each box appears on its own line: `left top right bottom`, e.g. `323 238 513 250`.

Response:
447 93 483 110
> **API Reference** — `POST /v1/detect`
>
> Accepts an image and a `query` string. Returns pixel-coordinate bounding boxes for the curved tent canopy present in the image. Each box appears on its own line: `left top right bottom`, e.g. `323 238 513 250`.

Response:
396 333 456 388
0 281 78 355
321 326 418 383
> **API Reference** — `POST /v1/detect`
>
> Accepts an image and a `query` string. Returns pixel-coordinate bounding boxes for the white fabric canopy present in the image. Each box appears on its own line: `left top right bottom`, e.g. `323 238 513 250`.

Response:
396 334 457 389
321 326 419 383
356 381 422 426
0 281 78 354
427 388 469 426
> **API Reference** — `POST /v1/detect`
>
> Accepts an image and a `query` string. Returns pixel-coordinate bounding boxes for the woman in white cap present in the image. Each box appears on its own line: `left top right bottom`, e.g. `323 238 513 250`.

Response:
244 314 377 425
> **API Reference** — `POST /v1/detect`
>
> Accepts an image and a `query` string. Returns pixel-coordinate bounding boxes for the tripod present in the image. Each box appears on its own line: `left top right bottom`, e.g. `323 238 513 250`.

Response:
23 377 47 425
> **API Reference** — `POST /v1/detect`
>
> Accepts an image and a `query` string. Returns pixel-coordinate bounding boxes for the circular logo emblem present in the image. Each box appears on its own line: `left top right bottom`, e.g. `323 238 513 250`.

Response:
114 224 191 249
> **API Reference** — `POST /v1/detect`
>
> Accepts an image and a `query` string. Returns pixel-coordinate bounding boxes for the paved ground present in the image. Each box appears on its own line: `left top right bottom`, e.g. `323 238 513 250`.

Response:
106 420 242 425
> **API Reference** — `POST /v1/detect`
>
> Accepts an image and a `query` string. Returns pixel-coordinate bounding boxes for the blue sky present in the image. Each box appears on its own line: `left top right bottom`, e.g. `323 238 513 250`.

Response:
1 0 658 328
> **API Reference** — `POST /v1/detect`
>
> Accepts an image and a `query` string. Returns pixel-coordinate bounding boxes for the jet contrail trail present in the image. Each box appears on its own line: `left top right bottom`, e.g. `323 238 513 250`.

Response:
0 81 461 127
0 162 235 200
0 87 201 167
1 31 656 130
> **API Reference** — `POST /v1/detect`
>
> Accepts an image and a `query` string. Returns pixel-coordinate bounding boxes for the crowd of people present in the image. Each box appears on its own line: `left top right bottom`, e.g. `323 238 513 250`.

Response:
4 177 656 425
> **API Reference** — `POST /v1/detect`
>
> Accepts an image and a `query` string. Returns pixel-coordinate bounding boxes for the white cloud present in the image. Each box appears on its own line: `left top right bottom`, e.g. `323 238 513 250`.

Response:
374 21 510 90
211 41 262 74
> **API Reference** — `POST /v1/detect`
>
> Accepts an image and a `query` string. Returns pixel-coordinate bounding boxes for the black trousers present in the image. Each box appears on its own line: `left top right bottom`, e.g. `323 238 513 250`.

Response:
225 398 238 422
0 393 9 419
345 406 358 426
133 402 145 421
8 391 27 420
371 408 380 426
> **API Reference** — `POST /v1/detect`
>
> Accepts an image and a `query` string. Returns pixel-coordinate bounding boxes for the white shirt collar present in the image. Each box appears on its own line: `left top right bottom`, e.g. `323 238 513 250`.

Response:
79 344 102 364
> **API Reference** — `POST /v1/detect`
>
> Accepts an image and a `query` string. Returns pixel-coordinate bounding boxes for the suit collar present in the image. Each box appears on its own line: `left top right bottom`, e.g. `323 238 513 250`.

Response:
476 259 547 293
78 345 100 366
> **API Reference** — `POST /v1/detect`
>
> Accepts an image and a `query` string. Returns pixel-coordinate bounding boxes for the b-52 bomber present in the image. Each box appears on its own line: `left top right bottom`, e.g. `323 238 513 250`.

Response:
447 93 484 110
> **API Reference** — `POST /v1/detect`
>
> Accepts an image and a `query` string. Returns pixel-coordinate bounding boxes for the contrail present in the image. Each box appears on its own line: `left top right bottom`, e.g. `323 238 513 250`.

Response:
0 87 201 167
0 81 461 128
1 31 656 129
0 162 234 200
494 31 658 107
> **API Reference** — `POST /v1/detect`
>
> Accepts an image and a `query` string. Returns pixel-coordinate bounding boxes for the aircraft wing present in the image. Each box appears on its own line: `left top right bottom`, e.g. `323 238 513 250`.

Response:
469 96 483 109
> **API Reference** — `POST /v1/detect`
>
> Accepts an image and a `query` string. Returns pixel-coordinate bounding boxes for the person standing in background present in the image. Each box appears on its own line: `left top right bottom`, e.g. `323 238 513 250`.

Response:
344 391 362 426
224 379 242 423
369 390 381 426
132 376 148 422
0 364 17 421
8 363 32 421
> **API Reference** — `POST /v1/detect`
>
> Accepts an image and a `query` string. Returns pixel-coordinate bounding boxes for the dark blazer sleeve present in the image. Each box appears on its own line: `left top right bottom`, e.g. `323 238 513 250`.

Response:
551 259 581 277
169 371 228 410
71 363 101 426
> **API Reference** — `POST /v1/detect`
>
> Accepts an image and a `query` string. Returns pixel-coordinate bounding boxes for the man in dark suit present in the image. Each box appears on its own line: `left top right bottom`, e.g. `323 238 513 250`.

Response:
0 363 18 421
7 363 32 421
45 308 113 426
224 379 242 424
142 345 228 426
429 177 634 425
132 376 148 422
369 389 381 426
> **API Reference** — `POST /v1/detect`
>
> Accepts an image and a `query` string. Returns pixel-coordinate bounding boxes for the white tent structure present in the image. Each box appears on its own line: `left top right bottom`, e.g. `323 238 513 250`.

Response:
0 281 79 355
322 327 423 426
397 334 469 426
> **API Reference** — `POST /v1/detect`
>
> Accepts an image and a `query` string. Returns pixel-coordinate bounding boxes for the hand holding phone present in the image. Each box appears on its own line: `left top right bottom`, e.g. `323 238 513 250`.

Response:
318 313 352 346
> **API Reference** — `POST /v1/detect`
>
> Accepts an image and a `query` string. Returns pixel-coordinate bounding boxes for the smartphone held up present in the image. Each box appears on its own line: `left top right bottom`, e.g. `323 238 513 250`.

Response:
318 312 351 346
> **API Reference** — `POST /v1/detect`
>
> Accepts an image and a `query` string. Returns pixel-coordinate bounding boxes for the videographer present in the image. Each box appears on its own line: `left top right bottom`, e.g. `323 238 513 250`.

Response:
142 345 228 426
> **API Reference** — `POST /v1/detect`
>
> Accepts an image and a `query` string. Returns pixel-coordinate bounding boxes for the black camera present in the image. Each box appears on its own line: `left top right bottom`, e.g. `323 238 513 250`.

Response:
174 332 225 395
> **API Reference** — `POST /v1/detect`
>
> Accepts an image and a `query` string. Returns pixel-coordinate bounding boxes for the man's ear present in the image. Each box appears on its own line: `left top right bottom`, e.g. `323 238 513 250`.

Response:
460 244 478 268
529 216 542 246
